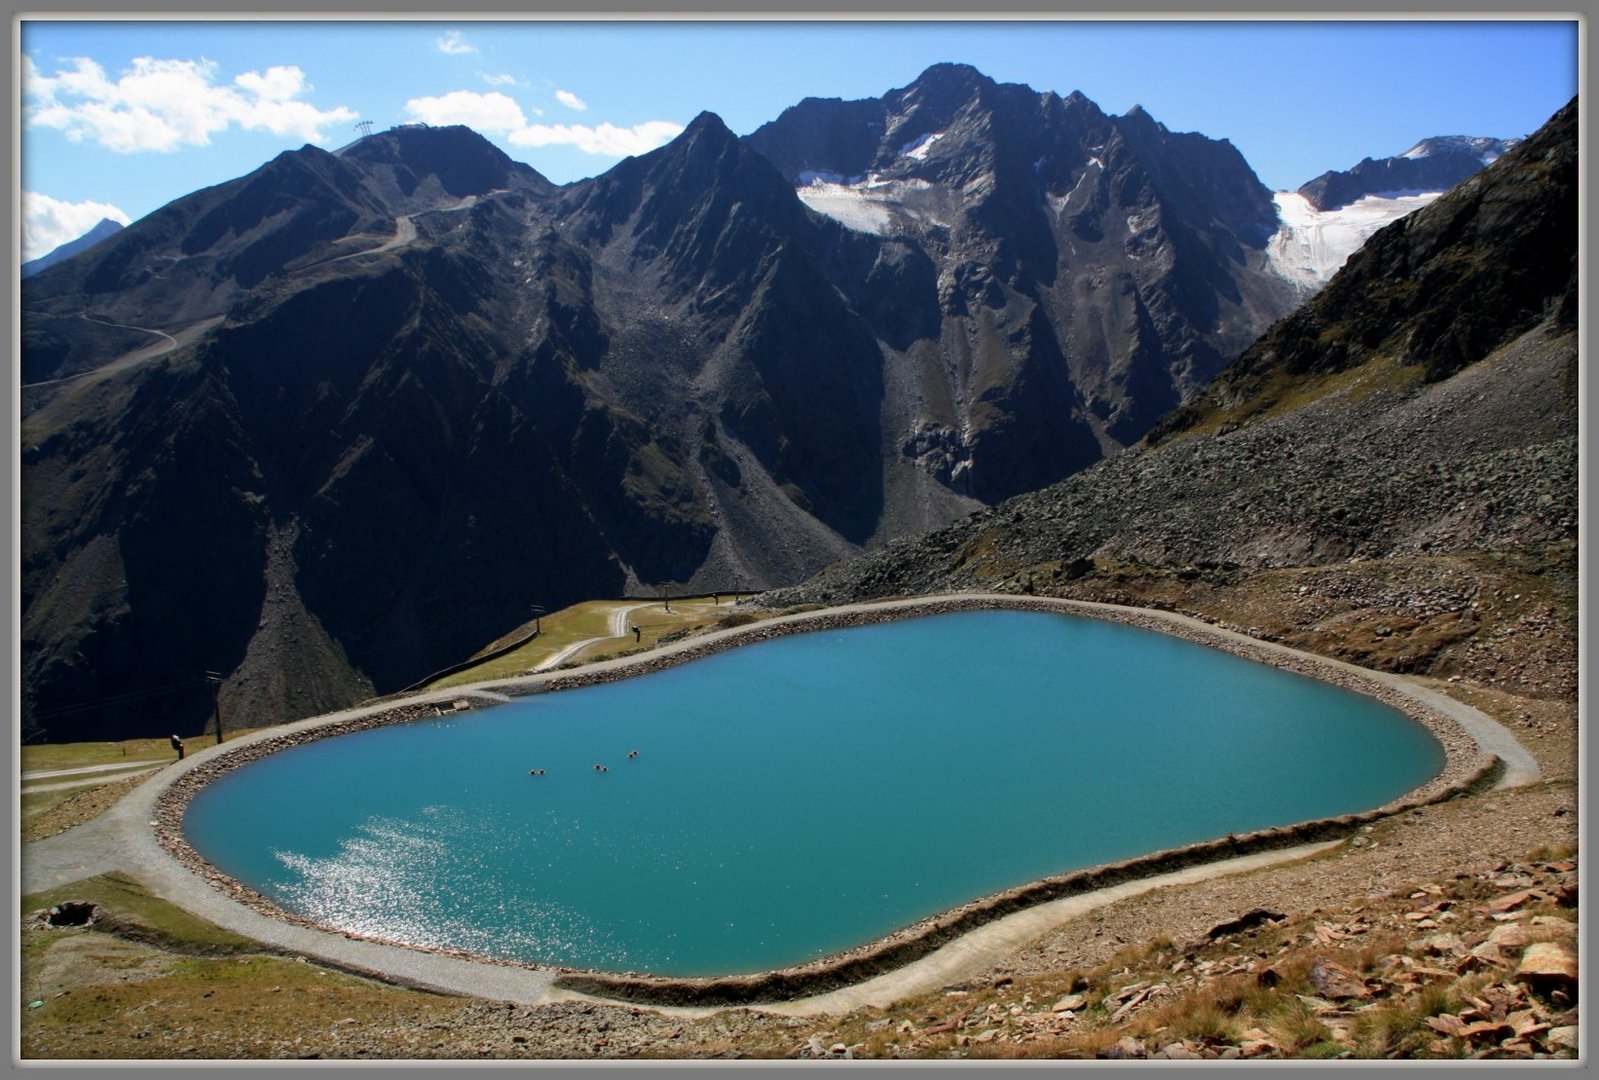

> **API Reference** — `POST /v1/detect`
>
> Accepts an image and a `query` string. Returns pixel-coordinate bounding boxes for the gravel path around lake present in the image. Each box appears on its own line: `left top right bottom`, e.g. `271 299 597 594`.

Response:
20 593 1543 1014
543 841 1345 1019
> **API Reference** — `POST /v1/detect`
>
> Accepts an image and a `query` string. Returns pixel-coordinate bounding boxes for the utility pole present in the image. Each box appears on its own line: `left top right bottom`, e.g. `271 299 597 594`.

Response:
204 671 225 744
354 120 375 138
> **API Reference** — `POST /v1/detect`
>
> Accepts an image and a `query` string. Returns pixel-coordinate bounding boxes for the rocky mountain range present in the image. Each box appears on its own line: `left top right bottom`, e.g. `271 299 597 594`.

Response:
1263 135 1515 294
1297 135 1517 212
15 64 1538 742
761 98 1577 701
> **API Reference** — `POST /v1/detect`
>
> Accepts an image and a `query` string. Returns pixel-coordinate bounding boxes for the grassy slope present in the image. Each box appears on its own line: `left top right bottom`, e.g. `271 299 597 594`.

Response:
20 728 270 842
427 596 756 689
22 738 191 774
21 873 466 1060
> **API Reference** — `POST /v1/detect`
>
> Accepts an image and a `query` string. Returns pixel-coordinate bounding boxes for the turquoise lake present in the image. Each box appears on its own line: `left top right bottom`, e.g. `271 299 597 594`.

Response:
183 609 1444 977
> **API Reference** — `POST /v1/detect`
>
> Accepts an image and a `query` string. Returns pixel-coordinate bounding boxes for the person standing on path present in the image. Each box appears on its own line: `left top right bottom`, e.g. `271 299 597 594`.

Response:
170 734 185 761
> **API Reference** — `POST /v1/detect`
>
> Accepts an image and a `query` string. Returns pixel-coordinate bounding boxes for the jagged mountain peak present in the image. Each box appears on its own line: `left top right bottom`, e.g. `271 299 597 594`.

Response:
340 123 550 198
343 122 504 161
680 109 733 137
559 102 809 267
744 64 1035 185
1399 134 1518 162
761 99 1578 625
587 107 767 197
910 60 988 83
1297 132 1519 212
33 67 1544 746
669 110 743 156
893 61 995 106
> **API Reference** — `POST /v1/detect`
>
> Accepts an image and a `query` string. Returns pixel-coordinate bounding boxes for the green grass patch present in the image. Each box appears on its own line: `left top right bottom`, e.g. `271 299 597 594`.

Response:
22 738 181 774
21 949 459 1060
428 602 624 687
22 873 258 953
20 874 472 1060
22 731 271 775
429 597 752 688
1185 354 1428 438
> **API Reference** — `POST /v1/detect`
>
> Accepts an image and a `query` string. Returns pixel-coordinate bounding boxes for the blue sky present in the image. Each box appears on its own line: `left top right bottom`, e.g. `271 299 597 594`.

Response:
18 18 1579 260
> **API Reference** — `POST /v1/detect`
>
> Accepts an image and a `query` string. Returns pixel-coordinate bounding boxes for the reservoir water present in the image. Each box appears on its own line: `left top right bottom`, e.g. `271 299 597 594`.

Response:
184 609 1444 976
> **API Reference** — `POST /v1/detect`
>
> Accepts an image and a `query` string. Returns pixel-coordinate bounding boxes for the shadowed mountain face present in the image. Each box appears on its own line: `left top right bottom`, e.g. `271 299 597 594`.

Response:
746 63 1300 462
23 69 1334 740
762 99 1577 614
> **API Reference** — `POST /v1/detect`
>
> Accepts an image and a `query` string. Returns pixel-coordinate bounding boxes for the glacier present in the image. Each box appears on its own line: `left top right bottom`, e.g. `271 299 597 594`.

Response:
1266 190 1440 291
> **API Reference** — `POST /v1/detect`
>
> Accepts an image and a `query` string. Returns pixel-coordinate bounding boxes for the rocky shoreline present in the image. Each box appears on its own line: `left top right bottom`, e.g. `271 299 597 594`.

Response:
146 594 1517 1006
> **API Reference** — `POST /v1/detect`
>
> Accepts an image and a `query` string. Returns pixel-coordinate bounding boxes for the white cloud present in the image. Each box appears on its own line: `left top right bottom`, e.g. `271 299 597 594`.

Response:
22 54 357 153
403 90 528 133
508 120 683 157
435 31 476 55
481 72 520 87
554 89 587 112
22 191 131 261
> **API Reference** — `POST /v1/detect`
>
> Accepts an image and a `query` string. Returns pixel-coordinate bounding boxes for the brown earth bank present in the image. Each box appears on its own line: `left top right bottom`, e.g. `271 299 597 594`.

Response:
18 565 1579 1061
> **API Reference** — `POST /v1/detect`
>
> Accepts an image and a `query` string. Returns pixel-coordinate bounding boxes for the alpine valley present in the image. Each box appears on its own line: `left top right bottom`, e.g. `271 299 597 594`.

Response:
18 64 1548 742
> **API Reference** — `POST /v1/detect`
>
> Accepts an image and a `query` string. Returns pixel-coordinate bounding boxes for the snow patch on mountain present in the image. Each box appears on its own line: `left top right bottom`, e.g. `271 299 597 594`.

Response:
1266 190 1439 290
901 131 944 160
796 175 947 235
797 183 895 235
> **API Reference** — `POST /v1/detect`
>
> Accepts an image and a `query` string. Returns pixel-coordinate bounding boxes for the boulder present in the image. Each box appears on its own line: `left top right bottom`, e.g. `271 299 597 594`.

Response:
1205 908 1286 940
1486 923 1542 950
1514 942 1578 998
1308 958 1372 1000
1101 1036 1147 1059
1544 1026 1578 1051
1407 933 1463 957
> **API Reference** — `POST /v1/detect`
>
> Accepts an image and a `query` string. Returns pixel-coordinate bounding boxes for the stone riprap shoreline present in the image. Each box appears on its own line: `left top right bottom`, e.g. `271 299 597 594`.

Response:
147 594 1523 1007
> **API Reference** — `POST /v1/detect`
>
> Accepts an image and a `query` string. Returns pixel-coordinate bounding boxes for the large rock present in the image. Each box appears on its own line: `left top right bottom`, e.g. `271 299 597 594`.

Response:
1308 958 1372 1000
1514 942 1578 998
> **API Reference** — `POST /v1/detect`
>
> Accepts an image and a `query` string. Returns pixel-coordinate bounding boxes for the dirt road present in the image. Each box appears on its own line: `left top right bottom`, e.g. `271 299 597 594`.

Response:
532 602 653 672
